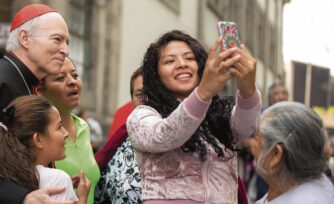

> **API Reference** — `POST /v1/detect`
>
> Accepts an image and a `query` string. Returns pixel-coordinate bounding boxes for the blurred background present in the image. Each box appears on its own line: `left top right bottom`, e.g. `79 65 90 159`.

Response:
0 0 333 144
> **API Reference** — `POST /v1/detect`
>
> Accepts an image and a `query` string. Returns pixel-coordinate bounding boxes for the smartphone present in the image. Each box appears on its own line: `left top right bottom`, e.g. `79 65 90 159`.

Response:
217 21 241 49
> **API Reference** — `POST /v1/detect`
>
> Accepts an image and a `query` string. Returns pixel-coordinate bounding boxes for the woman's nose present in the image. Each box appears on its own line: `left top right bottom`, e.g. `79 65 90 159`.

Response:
176 57 187 69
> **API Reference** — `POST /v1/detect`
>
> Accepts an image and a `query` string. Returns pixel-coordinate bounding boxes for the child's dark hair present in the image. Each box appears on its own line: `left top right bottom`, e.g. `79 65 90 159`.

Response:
0 96 53 190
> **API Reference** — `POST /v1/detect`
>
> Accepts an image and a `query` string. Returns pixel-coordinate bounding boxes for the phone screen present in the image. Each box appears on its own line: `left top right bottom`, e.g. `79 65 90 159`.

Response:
217 21 241 49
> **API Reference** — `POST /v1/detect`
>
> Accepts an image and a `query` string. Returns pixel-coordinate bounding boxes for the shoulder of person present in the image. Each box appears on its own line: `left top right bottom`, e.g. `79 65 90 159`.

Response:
37 166 72 188
127 105 161 121
53 169 72 181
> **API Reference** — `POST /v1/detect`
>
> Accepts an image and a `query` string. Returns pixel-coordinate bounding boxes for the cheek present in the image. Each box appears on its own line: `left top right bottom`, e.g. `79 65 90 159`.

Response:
76 80 83 93
158 63 174 78
252 142 261 160
158 69 165 81
48 88 64 99
193 73 199 83
158 72 172 88
78 80 83 88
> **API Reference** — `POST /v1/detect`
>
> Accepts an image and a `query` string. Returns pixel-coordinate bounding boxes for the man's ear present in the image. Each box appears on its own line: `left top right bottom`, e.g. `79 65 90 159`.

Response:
269 144 284 171
32 132 44 149
18 30 30 49
35 86 43 96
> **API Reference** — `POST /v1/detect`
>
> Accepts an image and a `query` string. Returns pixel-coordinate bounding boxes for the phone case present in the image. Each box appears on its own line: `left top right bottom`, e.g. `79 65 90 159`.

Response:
217 21 241 49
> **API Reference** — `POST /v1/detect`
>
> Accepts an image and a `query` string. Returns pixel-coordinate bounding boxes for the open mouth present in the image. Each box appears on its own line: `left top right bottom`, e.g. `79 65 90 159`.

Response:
68 89 79 96
175 73 192 79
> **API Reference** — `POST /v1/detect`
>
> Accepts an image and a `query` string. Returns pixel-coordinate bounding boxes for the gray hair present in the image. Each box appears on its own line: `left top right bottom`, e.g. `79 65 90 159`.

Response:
258 101 327 184
6 12 61 52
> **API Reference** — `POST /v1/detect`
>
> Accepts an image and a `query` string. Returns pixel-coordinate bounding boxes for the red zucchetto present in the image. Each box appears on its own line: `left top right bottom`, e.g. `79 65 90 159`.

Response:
10 4 56 32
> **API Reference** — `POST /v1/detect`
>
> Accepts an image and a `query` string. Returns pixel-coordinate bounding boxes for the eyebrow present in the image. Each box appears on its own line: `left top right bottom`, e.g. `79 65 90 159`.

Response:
50 33 64 38
134 88 143 93
161 51 194 58
50 34 70 44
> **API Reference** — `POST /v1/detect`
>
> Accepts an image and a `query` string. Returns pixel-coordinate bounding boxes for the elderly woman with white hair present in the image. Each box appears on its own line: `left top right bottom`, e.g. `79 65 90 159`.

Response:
253 101 334 204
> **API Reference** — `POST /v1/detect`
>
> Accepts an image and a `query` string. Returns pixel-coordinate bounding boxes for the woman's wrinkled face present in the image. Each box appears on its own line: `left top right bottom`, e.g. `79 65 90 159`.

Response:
253 130 264 161
253 130 270 177
158 41 199 100
254 127 280 180
38 58 82 111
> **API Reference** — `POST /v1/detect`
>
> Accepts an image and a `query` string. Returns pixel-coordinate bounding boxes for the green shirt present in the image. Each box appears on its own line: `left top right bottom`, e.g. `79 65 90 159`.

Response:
55 113 100 204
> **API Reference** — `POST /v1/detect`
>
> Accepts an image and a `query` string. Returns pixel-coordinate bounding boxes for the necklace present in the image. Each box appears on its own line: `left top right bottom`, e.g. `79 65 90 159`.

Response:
4 56 32 95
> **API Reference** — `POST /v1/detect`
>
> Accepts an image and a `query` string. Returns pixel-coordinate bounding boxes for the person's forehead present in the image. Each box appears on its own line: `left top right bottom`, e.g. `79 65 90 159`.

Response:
273 86 287 92
49 106 61 123
133 76 143 89
161 41 193 56
30 15 65 35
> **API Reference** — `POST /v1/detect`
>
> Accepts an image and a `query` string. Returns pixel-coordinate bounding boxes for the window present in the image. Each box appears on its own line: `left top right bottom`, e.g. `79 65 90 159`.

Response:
208 0 230 19
159 0 180 14
270 25 277 73
0 0 11 22
68 0 93 90
0 0 11 49
0 23 10 48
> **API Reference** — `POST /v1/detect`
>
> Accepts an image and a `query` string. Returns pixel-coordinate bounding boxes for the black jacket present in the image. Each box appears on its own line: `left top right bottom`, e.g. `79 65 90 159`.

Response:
0 52 39 203
0 177 30 204
0 52 39 111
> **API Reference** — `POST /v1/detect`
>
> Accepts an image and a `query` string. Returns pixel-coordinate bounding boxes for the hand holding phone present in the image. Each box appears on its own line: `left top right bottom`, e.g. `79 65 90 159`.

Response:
217 21 241 49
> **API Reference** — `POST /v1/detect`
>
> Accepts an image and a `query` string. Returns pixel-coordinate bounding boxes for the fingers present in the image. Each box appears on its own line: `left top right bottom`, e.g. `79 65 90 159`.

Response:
219 71 233 81
207 38 240 72
236 44 256 67
241 44 250 53
79 170 86 184
208 36 223 59
71 174 79 180
218 47 238 60
229 61 246 78
219 53 240 69
79 170 91 188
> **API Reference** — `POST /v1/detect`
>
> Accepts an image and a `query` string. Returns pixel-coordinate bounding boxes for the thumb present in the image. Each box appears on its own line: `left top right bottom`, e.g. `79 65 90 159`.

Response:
45 186 66 195
79 170 86 184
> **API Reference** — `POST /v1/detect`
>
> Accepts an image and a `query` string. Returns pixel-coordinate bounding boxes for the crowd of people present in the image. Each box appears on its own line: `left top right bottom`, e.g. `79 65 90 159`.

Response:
0 3 333 204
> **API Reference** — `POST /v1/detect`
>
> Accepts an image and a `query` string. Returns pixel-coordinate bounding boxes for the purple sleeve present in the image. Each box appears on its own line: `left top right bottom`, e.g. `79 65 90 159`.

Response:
183 87 211 118
230 89 262 140
127 89 211 153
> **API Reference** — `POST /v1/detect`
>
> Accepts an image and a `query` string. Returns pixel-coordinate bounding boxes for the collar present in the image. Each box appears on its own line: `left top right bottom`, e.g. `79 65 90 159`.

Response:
5 52 40 89
71 113 89 137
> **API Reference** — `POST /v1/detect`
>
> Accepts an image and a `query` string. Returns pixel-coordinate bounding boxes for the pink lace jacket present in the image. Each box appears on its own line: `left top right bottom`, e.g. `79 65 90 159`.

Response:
127 88 262 203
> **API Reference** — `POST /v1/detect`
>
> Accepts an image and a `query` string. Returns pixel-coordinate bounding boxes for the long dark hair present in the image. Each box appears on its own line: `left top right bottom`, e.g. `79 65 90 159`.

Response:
142 30 236 160
0 96 53 190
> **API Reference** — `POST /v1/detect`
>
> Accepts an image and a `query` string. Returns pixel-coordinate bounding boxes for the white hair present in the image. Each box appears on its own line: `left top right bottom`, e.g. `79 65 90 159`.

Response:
5 12 63 52
257 101 327 187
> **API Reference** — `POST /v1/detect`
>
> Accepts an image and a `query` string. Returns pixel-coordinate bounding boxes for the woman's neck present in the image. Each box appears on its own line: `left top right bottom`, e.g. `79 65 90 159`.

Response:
267 177 299 201
60 110 77 143
35 159 49 167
